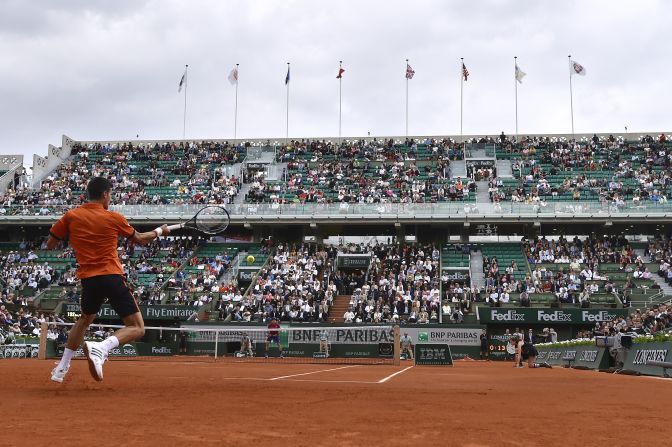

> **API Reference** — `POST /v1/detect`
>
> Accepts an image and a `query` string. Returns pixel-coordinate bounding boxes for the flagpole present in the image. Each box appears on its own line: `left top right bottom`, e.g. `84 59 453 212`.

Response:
514 56 519 140
568 55 575 139
339 60 342 141
183 64 188 140
286 62 290 141
405 58 409 138
460 57 464 144
234 63 239 140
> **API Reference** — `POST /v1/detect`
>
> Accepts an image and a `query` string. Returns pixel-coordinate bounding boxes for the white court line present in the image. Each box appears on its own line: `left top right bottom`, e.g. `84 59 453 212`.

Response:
269 365 360 381
378 365 414 383
280 378 377 384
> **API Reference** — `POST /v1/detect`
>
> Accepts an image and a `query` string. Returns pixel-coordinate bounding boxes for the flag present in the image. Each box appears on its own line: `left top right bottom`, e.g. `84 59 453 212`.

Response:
570 60 586 76
405 63 415 79
462 63 469 81
285 66 290 85
228 67 238 85
178 69 187 93
515 64 526 83
336 67 345 79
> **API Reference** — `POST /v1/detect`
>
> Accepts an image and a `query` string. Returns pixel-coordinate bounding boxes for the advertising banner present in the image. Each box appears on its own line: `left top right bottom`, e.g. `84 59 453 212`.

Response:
623 342 671 376
441 268 470 283
401 327 483 347
478 307 628 325
64 304 198 321
414 344 453 366
336 254 372 269
0 344 39 359
536 345 611 369
572 346 610 370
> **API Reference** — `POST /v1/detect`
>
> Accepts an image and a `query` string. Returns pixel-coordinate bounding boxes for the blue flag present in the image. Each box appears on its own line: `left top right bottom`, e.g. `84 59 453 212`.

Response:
285 66 290 85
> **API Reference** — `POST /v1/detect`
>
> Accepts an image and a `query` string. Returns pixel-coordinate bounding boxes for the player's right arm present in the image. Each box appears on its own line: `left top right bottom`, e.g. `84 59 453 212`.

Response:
111 212 170 246
132 225 170 246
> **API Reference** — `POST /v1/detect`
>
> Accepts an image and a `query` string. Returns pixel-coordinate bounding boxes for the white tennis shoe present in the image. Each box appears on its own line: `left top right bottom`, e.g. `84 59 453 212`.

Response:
83 341 107 381
50 365 69 383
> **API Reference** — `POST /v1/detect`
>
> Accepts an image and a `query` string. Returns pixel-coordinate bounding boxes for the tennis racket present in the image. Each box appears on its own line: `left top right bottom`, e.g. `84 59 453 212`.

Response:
163 206 230 235
506 341 516 355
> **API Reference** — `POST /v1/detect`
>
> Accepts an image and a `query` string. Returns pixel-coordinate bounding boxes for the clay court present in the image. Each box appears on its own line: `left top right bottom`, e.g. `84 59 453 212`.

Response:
2 360 670 446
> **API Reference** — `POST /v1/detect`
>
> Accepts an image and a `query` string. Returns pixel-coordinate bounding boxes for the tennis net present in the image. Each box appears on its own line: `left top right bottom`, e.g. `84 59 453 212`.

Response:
39 322 401 365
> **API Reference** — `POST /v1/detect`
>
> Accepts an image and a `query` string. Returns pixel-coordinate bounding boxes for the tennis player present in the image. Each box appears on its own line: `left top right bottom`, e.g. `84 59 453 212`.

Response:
511 334 524 368
400 331 414 360
521 339 552 369
240 333 254 357
319 329 329 357
265 318 283 358
49 177 169 383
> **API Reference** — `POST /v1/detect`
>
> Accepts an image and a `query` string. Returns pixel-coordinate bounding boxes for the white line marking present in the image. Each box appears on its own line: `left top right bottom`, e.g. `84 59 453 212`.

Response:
378 366 414 383
280 378 377 384
269 365 359 381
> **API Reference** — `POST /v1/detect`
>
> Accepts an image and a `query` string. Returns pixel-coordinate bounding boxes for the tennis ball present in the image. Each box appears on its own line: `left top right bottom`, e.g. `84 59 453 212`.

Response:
246 255 255 264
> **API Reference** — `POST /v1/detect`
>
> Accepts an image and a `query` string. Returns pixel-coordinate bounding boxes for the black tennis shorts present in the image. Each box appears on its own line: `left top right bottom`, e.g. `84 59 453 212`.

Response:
521 343 538 360
81 274 139 318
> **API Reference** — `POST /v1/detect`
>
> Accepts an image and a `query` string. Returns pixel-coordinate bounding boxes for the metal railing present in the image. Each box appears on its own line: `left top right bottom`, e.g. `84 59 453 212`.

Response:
2 200 672 221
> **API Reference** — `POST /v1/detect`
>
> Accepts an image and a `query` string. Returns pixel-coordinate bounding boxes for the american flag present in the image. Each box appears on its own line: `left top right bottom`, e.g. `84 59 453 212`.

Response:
462 63 469 81
405 63 415 79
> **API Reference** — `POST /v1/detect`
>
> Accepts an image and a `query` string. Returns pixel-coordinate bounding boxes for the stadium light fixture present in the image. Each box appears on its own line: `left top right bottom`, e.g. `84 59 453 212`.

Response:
244 223 252 229
604 221 613 227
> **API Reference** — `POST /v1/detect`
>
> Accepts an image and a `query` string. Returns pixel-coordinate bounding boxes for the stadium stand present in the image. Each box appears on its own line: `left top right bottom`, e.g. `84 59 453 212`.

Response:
0 141 243 213
1 132 671 341
337 243 442 324
490 133 672 205
233 244 334 323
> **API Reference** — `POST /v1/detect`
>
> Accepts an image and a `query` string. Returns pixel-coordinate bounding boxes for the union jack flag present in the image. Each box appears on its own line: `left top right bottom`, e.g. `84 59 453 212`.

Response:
405 63 415 79
462 63 469 81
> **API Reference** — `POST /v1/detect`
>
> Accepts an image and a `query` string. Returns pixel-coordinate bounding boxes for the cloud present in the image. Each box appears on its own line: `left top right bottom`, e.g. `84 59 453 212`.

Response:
0 0 669 165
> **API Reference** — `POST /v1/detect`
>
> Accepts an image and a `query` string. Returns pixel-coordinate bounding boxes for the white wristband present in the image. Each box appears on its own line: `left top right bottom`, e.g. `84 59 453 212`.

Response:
154 227 163 237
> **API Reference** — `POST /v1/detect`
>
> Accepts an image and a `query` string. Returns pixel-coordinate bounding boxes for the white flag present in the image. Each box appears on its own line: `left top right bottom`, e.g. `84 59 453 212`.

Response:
228 67 239 85
515 64 526 83
178 69 187 92
570 60 586 76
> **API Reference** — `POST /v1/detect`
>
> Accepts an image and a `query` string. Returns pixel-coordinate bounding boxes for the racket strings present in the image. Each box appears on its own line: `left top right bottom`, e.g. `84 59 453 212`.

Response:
194 206 230 234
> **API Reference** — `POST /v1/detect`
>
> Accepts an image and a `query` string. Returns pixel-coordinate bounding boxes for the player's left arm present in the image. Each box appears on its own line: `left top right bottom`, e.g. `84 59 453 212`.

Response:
47 212 69 249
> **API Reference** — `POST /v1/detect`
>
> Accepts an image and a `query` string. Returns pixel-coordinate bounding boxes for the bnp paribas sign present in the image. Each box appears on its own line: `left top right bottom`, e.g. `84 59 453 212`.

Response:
478 307 628 325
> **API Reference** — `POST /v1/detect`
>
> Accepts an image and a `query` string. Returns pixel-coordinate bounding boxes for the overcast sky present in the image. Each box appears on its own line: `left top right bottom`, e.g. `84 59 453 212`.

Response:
1 0 669 164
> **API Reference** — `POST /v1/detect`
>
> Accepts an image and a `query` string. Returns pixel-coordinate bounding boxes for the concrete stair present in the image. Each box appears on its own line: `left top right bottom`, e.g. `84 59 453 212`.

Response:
450 160 466 179
470 250 485 290
634 248 672 297
234 184 251 204
475 181 490 203
328 295 352 323
496 159 513 178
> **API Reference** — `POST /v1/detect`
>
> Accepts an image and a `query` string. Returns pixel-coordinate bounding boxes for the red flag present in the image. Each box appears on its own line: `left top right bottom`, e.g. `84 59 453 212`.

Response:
336 68 345 79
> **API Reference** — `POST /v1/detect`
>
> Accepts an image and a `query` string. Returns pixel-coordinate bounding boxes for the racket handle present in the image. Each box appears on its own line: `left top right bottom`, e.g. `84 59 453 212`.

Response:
166 224 183 231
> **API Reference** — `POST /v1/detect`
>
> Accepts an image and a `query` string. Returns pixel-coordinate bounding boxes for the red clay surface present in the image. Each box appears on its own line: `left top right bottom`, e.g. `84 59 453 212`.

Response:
2 359 670 447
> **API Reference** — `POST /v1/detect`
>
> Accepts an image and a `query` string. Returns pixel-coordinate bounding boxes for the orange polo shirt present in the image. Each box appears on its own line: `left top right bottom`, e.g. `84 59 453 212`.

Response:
49 202 136 279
